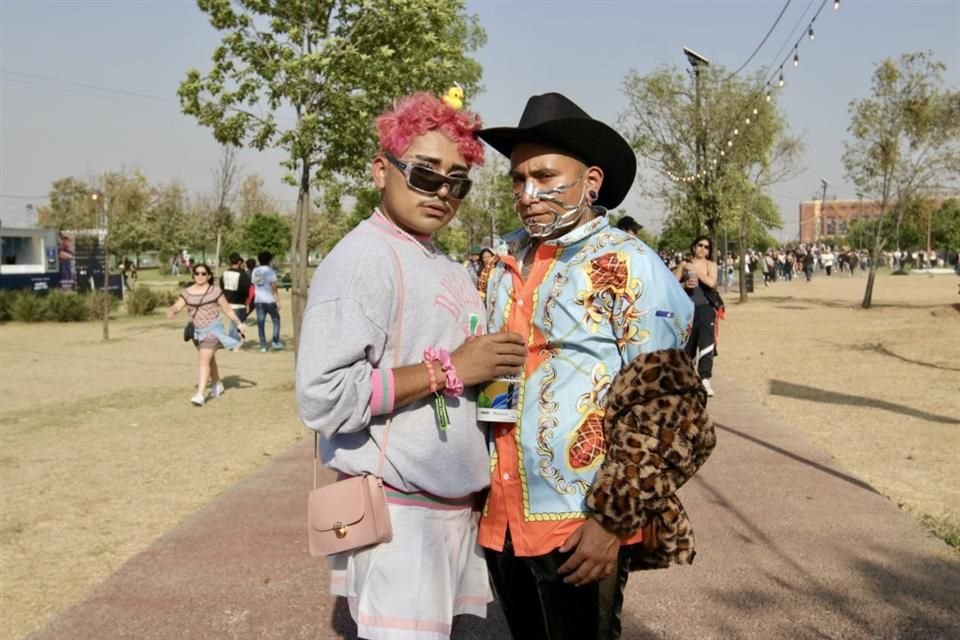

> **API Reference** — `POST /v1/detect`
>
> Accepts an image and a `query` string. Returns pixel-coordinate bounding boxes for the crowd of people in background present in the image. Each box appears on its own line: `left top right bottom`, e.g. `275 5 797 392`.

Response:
659 244 959 288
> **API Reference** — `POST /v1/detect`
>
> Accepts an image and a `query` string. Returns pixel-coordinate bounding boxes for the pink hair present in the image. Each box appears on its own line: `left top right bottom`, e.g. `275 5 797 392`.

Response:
376 92 485 167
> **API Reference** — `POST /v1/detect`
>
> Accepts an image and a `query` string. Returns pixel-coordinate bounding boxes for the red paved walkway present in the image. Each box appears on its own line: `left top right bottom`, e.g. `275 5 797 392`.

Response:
27 378 960 639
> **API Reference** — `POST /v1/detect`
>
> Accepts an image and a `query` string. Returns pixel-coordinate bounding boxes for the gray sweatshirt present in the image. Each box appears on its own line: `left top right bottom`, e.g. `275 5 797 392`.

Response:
296 214 490 498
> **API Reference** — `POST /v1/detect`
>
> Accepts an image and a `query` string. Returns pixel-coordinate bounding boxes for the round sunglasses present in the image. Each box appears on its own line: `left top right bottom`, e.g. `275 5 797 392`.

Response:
383 152 472 200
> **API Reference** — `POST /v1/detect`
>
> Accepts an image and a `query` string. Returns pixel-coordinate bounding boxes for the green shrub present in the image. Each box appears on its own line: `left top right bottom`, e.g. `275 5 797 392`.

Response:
0 290 14 321
10 292 49 322
46 290 89 322
155 288 179 307
85 292 118 320
126 286 159 316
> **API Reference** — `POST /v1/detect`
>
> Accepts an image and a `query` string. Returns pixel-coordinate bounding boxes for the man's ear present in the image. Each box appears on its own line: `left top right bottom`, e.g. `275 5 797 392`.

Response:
585 165 604 202
372 155 387 190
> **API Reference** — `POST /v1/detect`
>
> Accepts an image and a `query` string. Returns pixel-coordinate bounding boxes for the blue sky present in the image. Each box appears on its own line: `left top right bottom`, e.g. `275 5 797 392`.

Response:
1 0 957 238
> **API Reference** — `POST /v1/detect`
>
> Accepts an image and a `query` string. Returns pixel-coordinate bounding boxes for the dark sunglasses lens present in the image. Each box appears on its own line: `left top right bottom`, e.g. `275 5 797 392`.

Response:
408 166 471 199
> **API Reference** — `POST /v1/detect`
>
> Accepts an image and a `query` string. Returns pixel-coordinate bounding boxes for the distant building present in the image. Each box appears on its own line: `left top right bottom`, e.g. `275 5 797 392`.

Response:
798 198 882 245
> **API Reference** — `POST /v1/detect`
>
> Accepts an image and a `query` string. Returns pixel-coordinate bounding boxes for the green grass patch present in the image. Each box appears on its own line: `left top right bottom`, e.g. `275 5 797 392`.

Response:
920 514 960 551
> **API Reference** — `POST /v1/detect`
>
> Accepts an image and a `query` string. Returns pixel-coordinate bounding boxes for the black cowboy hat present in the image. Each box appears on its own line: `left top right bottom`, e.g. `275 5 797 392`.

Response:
477 92 637 209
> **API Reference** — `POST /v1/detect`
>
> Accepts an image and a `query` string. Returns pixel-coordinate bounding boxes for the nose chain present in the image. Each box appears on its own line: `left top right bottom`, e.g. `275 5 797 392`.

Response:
374 209 437 259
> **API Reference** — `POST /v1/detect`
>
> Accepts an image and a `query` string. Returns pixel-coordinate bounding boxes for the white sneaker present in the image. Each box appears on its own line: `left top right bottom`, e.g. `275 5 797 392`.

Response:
210 381 224 399
702 378 715 397
190 393 205 406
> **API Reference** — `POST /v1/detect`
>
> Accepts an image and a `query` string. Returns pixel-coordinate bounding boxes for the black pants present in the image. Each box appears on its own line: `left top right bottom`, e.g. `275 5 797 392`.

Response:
485 536 630 640
685 303 716 379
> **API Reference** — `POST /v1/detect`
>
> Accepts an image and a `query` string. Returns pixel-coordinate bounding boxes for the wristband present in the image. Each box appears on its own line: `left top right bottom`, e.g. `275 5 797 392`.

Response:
423 347 464 398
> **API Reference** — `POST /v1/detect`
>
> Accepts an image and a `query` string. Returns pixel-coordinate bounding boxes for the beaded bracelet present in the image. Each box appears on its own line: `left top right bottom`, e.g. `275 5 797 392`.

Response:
422 360 442 394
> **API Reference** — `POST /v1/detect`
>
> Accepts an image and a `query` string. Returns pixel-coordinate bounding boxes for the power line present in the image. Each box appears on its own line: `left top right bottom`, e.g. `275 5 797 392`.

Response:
0 193 49 200
728 0 794 78
0 68 177 105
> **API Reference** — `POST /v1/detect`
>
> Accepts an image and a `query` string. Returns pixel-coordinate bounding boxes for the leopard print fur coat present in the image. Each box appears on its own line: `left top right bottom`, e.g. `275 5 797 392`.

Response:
585 348 717 570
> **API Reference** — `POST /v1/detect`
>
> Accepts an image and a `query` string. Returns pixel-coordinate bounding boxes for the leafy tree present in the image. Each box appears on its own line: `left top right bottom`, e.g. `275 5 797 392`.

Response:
932 199 960 251
211 144 241 267
242 212 290 260
184 192 220 262
179 0 486 348
843 51 960 308
437 155 516 257
237 174 279 223
38 177 99 231
99 171 155 263
621 64 801 266
149 181 192 262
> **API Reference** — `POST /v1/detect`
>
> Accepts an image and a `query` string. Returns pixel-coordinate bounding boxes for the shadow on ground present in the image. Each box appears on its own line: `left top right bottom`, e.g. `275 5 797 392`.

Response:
769 379 960 425
715 422 879 494
850 342 960 372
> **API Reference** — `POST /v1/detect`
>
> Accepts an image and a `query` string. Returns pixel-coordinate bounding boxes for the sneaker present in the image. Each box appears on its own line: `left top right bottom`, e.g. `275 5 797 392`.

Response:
210 381 224 399
190 393 205 406
702 378 715 397
271 340 285 350
260 347 268 353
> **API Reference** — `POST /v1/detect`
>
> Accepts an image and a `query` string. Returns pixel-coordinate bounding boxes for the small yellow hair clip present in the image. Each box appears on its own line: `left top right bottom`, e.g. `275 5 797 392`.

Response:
442 82 464 110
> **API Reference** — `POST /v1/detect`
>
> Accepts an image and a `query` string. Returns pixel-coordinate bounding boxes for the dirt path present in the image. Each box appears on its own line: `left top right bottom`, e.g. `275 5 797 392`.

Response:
1 274 958 639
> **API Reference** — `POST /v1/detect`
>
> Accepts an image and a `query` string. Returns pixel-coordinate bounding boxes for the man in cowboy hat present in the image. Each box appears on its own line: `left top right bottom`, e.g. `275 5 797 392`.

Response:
476 93 695 639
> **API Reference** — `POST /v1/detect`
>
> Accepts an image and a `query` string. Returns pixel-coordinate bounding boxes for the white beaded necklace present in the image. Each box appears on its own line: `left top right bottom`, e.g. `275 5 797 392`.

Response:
374 208 437 259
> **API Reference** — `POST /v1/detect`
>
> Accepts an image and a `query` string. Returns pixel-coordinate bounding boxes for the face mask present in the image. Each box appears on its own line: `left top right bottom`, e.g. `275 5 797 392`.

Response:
513 175 591 238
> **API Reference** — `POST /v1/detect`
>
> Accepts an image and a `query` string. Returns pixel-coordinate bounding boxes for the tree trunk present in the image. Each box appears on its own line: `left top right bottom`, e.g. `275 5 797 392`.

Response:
861 216 884 309
738 212 748 304
215 230 222 269
290 161 311 354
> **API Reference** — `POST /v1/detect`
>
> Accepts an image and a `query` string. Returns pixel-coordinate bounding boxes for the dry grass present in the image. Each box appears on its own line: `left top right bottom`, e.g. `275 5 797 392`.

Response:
1 274 958 639
0 295 303 640
719 271 960 525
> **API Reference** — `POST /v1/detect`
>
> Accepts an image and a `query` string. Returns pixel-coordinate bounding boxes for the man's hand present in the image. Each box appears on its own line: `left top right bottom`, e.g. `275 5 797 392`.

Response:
557 518 621 586
451 332 526 386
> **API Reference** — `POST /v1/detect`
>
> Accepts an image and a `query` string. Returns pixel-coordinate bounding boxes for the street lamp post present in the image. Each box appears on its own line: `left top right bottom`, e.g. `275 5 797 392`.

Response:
684 47 710 233
91 190 110 341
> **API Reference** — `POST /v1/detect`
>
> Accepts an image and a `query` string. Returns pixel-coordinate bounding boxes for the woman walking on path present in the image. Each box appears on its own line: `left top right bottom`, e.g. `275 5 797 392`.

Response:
166 263 246 406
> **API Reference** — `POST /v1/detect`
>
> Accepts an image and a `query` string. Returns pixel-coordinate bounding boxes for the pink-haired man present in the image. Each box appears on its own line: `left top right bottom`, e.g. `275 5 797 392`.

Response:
296 92 525 639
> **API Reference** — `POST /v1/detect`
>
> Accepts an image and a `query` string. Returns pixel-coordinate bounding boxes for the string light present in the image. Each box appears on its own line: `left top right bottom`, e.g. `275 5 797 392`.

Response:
662 0 837 184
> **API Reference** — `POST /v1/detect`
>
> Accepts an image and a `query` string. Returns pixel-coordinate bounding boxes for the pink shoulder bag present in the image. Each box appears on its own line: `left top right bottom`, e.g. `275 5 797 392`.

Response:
307 243 405 557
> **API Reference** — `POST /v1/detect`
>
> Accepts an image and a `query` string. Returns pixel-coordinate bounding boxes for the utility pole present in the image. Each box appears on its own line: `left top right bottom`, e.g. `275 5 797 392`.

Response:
819 178 829 244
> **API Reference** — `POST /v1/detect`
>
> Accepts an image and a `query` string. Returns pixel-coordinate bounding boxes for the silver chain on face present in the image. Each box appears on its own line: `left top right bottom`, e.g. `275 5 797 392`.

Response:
374 208 437 259
513 174 589 238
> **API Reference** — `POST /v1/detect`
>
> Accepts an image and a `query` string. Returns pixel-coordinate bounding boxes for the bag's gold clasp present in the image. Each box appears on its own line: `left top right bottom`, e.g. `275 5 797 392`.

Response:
334 523 348 539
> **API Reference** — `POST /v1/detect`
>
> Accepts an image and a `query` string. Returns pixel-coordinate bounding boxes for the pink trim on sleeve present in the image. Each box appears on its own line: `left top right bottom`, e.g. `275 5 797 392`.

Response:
370 368 395 416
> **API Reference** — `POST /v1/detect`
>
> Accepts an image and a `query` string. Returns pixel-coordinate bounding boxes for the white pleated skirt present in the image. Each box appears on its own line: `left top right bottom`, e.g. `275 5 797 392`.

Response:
329 499 492 640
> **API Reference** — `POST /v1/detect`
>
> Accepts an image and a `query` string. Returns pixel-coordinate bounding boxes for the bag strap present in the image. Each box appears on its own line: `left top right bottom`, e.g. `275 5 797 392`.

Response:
314 240 406 488
184 284 215 320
